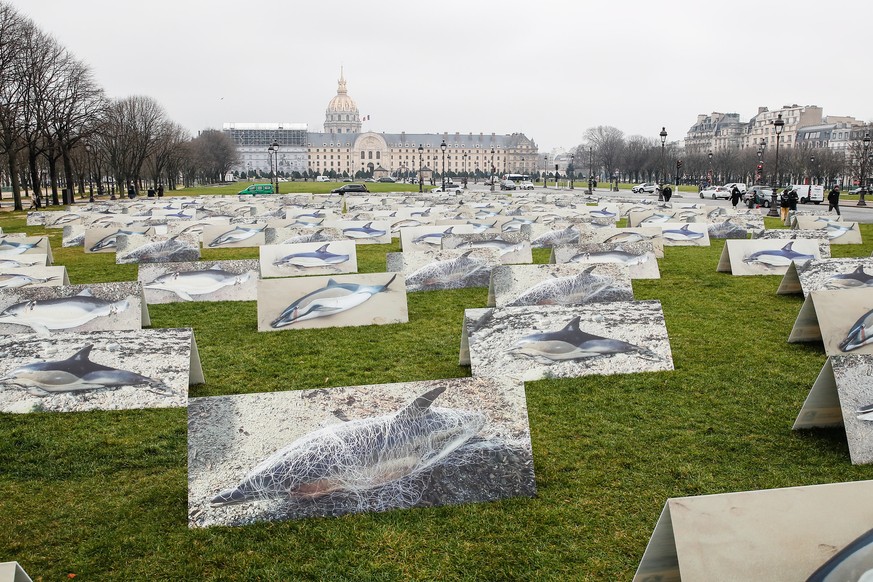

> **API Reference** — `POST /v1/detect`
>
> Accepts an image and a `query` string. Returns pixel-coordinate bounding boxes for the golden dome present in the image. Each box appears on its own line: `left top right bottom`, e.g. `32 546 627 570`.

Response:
326 70 358 114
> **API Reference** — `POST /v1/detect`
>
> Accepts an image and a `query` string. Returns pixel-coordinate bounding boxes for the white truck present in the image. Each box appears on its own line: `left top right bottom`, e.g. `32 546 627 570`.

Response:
791 184 824 204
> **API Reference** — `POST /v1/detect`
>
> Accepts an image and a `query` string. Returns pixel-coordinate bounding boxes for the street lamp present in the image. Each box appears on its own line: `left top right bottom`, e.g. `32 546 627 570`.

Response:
756 143 764 186
809 154 815 186
271 140 280 194
859 132 870 206
569 154 575 190
440 139 447 192
418 144 424 193
708 151 713 187
543 154 548 188
659 127 667 200
462 151 468 189
588 147 594 194
84 142 94 203
768 113 785 217
267 143 276 192
490 147 495 192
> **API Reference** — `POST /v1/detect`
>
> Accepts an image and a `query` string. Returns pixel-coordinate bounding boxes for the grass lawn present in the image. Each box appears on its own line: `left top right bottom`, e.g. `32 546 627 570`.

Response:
1 205 872 580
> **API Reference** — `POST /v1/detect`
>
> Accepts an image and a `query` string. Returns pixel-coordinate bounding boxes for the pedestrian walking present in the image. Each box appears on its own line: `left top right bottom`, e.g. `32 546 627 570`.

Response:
828 185 841 216
779 189 790 221
787 188 798 212
730 186 741 208
157 185 164 198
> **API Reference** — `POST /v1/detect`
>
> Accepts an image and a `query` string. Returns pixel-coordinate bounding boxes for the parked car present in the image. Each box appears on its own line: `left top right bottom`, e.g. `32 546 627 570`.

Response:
331 184 369 194
723 182 747 194
342 178 353 182
700 185 731 200
363 178 376 183
238 184 274 195
743 186 774 207
632 182 658 194
849 186 865 195
500 180 517 191
444 181 460 189
519 180 535 190
431 184 464 194
378 176 396 183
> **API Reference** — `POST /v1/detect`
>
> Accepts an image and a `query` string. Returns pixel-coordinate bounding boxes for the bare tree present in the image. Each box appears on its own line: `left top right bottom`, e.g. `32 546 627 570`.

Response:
189 128 239 184
575 126 625 181
0 4 33 209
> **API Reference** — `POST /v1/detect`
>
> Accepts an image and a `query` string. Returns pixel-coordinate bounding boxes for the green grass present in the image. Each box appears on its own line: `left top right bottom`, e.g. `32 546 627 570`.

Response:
1 210 872 580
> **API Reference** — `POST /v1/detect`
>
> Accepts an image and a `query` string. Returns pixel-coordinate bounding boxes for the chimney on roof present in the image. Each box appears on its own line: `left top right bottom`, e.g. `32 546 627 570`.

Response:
758 107 768 114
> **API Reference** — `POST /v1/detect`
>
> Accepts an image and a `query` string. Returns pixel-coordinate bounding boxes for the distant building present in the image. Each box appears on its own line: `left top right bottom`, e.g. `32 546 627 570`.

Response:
685 105 826 153
224 70 539 179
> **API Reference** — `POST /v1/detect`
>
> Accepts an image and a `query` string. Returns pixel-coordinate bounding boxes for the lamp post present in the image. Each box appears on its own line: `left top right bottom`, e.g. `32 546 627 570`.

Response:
267 143 276 192
272 140 281 193
462 151 468 188
587 147 594 194
859 132 870 206
490 147 495 192
569 154 575 190
708 151 713 187
418 145 423 193
768 113 785 217
440 139 447 192
809 155 815 186
659 127 667 200
84 142 94 202
543 154 548 188
756 143 764 186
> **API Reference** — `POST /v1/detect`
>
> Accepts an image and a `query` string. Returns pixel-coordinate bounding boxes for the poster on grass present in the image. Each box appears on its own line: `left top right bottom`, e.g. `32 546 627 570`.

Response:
187 376 536 527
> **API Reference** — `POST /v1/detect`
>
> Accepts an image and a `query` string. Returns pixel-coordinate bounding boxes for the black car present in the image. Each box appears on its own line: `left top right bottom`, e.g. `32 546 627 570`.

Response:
331 184 369 194
377 177 396 183
743 186 774 207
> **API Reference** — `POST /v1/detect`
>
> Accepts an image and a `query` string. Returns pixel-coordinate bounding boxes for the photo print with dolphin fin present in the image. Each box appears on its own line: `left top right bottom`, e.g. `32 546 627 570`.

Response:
62 224 85 248
777 257 873 296
0 327 203 413
84 225 152 253
793 354 873 465
202 223 267 249
579 227 665 258
264 225 345 246
441 232 532 265
0 235 53 264
488 263 633 308
551 241 660 280
116 232 201 264
259 241 358 278
718 239 821 276
386 248 501 293
42 211 84 229
399 224 477 253
138 260 260 304
257 272 408 331
333 220 392 245
633 480 873 582
657 222 711 247
464 301 673 381
753 228 831 258
0 281 148 335
0 266 68 289
789 288 873 356
187 376 535 527
793 216 863 244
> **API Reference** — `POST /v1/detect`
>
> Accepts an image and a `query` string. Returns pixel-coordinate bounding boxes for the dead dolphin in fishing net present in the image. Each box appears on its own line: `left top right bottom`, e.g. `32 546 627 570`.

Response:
0 344 174 396
505 267 631 307
406 250 490 291
210 386 485 506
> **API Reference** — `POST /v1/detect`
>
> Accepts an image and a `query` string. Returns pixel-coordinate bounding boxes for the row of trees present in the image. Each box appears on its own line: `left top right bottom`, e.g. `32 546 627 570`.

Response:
0 2 238 210
572 126 870 187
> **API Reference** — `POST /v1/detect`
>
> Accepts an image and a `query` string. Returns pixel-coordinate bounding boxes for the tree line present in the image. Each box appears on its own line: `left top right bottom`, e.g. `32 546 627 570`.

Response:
0 2 237 210
571 126 867 188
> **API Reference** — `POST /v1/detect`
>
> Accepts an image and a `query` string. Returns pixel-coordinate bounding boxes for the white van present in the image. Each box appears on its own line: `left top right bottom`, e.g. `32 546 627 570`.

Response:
791 184 823 204
723 183 747 194
315 176 331 182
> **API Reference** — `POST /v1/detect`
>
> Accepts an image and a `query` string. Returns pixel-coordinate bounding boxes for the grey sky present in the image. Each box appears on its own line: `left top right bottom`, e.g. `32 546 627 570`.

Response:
15 0 873 152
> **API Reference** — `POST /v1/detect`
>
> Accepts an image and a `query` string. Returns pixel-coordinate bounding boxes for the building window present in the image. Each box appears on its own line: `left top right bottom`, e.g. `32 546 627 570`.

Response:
361 152 365 160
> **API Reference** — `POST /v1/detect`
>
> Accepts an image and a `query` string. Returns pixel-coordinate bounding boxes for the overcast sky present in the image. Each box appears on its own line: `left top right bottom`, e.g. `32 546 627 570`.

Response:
14 0 873 152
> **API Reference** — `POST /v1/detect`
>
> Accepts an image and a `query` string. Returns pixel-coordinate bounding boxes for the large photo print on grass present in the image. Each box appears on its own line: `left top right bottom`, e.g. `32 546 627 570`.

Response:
187 376 536 527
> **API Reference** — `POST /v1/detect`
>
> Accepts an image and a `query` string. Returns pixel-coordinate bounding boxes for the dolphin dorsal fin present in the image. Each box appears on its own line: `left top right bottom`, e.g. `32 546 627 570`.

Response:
405 386 446 414
209 265 222 270
77 288 94 297
682 224 693 231
364 222 373 228
581 265 597 275
444 227 454 234
460 250 475 259
782 242 794 251
562 316 581 332
68 345 94 361
326 278 340 287
316 244 330 252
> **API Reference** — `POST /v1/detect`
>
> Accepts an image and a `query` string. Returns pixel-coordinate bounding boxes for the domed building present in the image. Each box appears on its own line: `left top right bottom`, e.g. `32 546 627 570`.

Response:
324 68 361 134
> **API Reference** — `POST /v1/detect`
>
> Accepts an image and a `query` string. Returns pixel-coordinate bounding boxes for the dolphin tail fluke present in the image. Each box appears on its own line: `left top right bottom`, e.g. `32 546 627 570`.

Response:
378 274 398 292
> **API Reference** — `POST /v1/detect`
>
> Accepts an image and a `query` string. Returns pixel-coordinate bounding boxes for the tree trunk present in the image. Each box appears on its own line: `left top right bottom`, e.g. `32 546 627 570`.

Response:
62 147 76 205
48 157 60 205
28 149 42 202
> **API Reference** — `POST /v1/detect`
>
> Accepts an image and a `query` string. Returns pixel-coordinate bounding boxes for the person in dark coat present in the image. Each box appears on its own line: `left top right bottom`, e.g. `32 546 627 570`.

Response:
828 185 841 216
779 189 791 221
787 188 798 212
730 186 741 208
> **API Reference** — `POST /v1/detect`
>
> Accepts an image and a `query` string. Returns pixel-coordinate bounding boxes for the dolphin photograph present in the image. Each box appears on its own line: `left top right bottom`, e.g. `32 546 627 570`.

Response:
273 244 350 269
825 265 873 289
391 249 498 292
0 328 196 413
0 284 139 335
0 237 45 256
466 302 673 381
839 308 873 353
258 272 407 331
660 223 709 246
206 224 267 248
260 241 357 278
497 264 634 308
140 260 259 304
339 221 389 243
735 240 818 272
0 272 59 289
187 376 536 526
400 224 476 252
116 233 201 264
86 227 151 253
